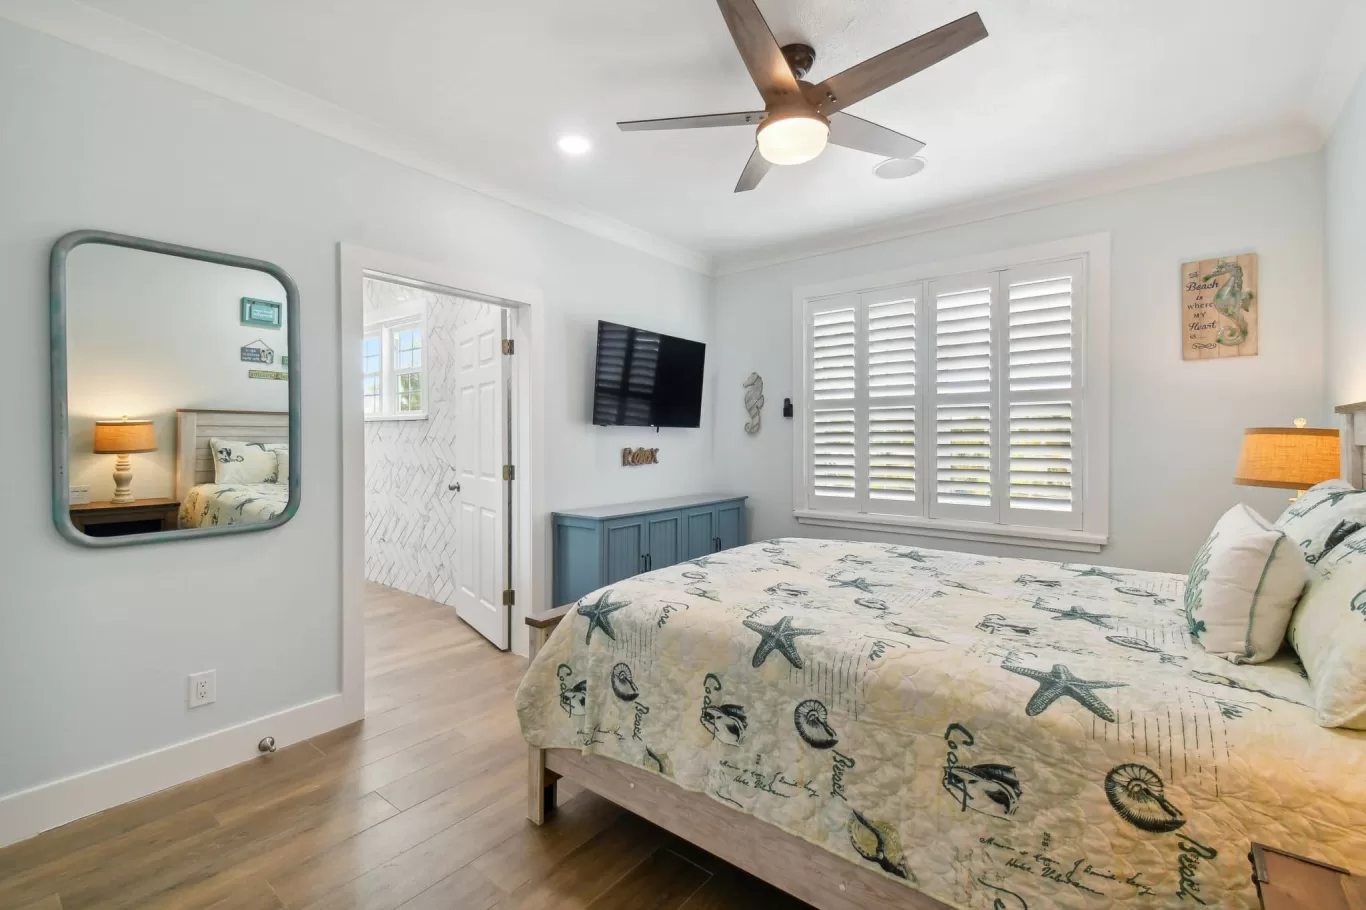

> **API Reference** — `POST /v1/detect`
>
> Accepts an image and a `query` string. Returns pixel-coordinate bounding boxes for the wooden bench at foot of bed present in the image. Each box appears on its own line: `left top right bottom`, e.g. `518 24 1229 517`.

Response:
524 606 952 910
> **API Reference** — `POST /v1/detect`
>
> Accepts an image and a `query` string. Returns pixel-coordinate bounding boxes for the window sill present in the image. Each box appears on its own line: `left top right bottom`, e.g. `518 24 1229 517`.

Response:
364 413 429 422
793 509 1108 553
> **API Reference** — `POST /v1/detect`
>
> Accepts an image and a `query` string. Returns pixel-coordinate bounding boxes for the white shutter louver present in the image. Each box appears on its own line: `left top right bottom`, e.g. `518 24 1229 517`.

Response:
867 298 916 504
1009 401 1073 512
1004 260 1083 528
932 280 993 515
810 305 857 500
1009 275 1072 392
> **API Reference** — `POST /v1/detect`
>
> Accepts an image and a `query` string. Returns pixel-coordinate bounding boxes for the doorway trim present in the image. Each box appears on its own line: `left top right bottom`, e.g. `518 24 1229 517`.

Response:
339 243 544 722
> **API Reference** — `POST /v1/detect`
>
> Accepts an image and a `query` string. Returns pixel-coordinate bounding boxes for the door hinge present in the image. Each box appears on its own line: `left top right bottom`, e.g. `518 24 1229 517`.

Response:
501 339 514 355
502 589 515 606
502 464 516 481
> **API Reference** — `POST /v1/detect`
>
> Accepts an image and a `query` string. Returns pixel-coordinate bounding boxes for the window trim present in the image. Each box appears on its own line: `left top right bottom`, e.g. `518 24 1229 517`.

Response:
790 233 1111 550
364 308 429 421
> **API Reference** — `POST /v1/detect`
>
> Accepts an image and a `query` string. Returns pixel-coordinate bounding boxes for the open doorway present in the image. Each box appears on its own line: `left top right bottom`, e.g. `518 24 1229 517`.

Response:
361 275 513 649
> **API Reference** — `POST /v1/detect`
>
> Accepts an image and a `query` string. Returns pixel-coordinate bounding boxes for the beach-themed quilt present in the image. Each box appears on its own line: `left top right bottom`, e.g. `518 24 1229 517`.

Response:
179 482 288 529
515 538 1366 910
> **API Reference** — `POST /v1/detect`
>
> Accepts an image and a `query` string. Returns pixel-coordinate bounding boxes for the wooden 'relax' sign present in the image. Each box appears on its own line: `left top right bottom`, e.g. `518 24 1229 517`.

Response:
1182 253 1258 360
622 447 659 467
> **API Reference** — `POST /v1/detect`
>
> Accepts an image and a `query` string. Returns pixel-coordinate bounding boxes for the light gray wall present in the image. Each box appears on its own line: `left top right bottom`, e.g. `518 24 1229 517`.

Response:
1327 69 1366 405
711 153 1328 574
0 19 711 802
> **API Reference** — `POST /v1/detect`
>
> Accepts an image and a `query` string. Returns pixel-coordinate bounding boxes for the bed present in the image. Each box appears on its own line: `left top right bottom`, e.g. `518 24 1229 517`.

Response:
517 404 1366 910
174 409 289 529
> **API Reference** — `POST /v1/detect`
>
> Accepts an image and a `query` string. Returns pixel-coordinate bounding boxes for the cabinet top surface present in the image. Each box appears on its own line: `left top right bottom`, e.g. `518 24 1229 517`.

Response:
71 498 179 512
555 493 747 520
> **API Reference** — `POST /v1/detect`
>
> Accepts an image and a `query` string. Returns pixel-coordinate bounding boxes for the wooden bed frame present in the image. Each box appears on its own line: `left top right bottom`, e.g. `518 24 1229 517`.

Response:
174 408 290 503
524 402 1366 910
525 612 951 910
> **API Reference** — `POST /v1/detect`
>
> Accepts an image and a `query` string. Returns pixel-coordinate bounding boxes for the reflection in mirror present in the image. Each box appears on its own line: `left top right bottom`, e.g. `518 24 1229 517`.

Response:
58 236 298 542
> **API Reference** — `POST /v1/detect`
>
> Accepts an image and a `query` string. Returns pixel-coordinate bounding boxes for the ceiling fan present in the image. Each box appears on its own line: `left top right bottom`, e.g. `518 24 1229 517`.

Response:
617 1 988 192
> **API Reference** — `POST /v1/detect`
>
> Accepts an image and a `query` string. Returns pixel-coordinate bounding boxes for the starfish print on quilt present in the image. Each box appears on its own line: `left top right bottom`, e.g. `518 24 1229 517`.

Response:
1003 661 1127 722
743 615 823 669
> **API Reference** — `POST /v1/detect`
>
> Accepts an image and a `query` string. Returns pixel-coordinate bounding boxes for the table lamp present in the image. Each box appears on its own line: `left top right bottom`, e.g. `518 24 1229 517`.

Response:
1233 419 1340 500
93 418 157 504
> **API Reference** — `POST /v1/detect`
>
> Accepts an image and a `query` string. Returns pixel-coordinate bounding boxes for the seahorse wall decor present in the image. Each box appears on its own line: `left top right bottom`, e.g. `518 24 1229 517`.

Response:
743 372 764 435
1181 253 1258 360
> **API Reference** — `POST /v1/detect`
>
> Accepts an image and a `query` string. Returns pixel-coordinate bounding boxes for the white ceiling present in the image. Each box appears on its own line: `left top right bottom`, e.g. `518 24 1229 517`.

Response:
61 0 1359 266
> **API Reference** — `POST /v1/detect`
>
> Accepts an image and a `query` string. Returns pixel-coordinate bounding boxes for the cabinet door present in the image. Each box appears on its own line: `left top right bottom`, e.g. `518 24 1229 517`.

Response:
716 501 746 552
645 510 682 571
684 507 717 561
603 517 647 585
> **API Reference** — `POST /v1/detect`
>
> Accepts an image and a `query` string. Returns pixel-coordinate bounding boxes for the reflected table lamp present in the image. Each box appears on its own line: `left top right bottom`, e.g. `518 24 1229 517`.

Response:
93 418 157 504
1233 419 1341 500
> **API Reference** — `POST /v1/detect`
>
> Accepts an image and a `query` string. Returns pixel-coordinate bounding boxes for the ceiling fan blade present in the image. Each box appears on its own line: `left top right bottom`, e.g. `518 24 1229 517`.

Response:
827 112 925 159
715 0 802 104
815 12 988 113
618 111 767 132
734 147 771 193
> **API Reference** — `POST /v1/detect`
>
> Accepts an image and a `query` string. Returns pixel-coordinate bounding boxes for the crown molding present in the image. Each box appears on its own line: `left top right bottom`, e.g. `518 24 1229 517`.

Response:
712 123 1324 276
1305 1 1366 136
0 0 712 275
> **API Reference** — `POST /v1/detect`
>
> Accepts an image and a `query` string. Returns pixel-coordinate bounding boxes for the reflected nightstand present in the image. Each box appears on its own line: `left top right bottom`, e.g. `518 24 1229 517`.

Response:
70 499 180 537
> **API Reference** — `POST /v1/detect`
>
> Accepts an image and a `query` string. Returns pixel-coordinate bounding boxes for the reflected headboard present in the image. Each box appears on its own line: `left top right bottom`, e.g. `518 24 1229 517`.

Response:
1338 401 1366 489
175 408 289 501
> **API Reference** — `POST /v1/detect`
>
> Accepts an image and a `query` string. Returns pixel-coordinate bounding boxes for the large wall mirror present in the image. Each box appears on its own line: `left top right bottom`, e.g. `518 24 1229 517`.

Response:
51 231 300 546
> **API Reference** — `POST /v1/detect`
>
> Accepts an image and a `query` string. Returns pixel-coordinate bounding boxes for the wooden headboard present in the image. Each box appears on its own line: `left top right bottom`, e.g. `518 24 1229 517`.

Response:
1338 401 1366 490
175 408 289 501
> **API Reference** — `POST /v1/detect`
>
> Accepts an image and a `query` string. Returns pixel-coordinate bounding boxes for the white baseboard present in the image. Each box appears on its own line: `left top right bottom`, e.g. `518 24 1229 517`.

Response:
0 693 355 849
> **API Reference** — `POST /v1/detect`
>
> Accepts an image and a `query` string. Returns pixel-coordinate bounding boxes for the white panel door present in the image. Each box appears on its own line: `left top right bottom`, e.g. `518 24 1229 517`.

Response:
453 304 509 649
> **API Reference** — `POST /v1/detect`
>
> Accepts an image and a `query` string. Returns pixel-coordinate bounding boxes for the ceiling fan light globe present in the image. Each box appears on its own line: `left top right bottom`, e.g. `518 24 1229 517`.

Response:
756 114 829 166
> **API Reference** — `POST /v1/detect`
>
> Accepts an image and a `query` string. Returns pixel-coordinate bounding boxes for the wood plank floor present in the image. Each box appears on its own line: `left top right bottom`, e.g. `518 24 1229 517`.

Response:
0 582 812 910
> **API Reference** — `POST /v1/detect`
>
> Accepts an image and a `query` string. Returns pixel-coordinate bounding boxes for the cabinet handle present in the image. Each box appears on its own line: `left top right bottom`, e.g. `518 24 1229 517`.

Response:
713 536 721 552
646 553 652 571
640 553 647 571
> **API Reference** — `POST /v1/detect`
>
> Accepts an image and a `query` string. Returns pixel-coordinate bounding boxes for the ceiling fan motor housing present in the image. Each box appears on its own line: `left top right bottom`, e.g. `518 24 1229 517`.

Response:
781 43 816 80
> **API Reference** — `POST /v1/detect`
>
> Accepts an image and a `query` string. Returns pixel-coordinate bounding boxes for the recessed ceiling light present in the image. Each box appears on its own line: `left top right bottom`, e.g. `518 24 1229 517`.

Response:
873 156 927 180
557 135 592 156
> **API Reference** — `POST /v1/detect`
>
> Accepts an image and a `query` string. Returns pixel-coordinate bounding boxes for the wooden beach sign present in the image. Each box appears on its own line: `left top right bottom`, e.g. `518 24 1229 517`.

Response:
1182 253 1258 360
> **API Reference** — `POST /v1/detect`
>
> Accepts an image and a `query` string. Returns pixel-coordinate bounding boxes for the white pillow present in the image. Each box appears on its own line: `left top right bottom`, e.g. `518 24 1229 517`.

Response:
209 438 278 485
266 444 289 487
1185 504 1308 664
1288 527 1366 729
1276 483 1366 566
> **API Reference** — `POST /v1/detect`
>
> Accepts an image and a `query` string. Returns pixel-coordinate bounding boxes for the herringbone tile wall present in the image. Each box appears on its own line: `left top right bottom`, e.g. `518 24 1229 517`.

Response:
364 278 495 606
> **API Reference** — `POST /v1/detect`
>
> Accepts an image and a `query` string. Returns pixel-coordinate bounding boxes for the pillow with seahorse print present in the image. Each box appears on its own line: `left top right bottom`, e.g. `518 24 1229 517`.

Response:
1287 525 1366 728
1186 504 1307 664
209 438 279 485
1276 482 1366 567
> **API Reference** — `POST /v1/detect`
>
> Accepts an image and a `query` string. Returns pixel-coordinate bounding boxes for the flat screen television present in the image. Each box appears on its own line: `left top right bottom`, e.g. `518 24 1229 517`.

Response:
592 320 705 428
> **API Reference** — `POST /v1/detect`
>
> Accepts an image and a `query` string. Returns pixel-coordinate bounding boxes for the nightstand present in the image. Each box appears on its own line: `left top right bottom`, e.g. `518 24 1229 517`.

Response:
69 498 180 537
1250 844 1365 909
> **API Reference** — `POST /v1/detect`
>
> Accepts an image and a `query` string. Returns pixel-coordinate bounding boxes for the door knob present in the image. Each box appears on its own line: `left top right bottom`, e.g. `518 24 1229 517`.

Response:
448 481 461 492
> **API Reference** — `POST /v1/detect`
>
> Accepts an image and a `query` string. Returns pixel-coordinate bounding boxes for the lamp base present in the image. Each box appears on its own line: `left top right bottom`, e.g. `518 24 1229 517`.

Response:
111 453 135 504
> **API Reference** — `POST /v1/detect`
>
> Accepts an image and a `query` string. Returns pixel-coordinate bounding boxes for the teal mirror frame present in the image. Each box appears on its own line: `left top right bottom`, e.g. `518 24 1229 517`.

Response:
50 230 302 547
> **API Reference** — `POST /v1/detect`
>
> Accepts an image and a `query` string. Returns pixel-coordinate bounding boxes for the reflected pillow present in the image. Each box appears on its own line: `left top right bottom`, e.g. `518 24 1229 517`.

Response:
266 444 289 487
1288 527 1366 729
1185 504 1307 664
209 438 278 485
1275 483 1366 566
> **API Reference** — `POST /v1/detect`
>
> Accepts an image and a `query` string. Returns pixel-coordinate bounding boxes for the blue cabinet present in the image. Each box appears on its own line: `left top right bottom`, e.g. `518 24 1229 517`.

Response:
552 494 748 606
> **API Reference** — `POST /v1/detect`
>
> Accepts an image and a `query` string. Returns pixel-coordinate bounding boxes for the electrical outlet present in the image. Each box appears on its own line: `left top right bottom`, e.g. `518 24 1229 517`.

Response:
188 670 216 708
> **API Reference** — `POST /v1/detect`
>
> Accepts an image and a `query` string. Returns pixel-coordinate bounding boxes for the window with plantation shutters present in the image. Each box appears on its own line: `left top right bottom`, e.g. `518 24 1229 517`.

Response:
797 243 1105 547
